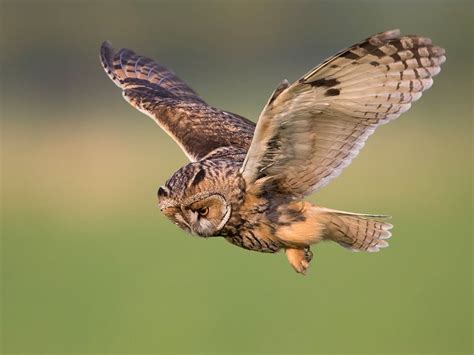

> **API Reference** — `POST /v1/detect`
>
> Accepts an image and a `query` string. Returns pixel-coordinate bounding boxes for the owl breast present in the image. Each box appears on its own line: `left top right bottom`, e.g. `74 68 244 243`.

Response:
222 182 287 253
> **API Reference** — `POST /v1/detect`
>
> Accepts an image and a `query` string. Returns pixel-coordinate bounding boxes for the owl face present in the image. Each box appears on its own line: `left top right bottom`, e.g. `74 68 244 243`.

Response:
157 161 241 237
159 191 231 236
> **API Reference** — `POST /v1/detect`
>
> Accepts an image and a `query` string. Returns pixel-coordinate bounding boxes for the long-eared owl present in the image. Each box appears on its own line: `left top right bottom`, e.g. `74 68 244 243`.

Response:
100 30 445 274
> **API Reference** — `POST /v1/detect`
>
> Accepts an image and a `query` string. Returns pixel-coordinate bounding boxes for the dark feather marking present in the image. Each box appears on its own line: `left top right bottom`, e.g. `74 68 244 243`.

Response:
360 41 386 58
261 239 271 250
247 231 262 248
391 53 402 62
391 40 405 51
268 80 290 105
286 208 306 222
342 51 359 60
325 88 340 96
309 78 340 88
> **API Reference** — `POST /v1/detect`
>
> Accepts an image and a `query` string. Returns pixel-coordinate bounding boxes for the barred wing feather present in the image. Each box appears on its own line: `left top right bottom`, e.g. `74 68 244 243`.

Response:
241 29 445 197
100 41 255 161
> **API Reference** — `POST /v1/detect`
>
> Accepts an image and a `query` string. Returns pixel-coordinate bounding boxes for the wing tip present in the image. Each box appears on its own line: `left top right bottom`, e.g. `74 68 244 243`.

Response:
100 40 113 68
101 40 113 50
366 28 401 42
372 28 401 41
99 40 125 88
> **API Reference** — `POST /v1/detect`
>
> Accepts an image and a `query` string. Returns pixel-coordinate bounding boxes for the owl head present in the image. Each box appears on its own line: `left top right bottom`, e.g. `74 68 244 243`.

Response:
157 160 243 237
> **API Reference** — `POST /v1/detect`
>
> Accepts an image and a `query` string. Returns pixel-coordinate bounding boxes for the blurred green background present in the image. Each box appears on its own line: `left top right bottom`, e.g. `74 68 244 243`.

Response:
1 0 472 354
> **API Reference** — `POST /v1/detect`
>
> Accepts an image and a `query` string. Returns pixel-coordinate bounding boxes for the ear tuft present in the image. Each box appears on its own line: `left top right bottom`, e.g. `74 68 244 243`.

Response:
191 169 206 186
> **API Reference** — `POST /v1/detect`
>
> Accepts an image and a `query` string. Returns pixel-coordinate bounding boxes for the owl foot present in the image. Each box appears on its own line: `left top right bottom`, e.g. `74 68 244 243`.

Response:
285 247 313 275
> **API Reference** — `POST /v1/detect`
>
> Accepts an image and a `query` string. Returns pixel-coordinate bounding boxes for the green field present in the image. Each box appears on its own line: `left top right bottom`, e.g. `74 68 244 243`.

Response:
1 1 472 354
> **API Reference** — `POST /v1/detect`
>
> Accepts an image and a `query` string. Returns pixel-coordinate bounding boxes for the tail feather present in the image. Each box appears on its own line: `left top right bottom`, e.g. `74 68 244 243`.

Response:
318 207 393 252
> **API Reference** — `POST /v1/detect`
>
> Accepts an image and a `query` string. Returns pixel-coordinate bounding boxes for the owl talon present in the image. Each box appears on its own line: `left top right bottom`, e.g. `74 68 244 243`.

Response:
300 259 310 275
285 248 313 275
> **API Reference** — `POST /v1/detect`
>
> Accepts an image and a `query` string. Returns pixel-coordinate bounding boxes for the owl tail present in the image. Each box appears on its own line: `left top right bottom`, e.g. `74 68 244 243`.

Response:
316 207 393 252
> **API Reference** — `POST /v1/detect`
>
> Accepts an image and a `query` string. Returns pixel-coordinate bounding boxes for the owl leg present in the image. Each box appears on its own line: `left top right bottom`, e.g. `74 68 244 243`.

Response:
285 247 313 275
304 246 313 262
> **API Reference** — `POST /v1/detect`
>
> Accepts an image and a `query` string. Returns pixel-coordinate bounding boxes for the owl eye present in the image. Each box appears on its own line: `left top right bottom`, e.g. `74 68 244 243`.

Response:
197 207 209 217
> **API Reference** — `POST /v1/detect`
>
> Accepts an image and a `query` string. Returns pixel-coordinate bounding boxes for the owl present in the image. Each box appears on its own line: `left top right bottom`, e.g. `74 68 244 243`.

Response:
100 29 445 274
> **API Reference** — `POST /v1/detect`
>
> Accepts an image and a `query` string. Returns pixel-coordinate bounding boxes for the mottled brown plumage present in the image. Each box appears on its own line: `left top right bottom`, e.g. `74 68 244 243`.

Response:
100 29 445 274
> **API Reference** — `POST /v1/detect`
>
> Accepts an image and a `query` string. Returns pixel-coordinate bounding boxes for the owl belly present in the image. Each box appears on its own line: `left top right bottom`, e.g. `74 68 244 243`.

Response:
225 230 281 253
225 199 325 252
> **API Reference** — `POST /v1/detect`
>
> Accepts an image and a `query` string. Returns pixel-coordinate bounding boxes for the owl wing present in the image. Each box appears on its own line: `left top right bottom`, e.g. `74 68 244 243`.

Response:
241 29 445 197
100 41 255 161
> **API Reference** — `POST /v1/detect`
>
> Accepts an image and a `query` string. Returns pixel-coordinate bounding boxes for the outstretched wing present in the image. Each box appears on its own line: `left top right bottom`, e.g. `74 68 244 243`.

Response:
100 41 255 161
241 29 445 197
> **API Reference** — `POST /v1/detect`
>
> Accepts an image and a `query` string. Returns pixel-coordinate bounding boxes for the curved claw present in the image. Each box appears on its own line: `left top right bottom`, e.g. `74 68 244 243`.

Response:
285 247 314 275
